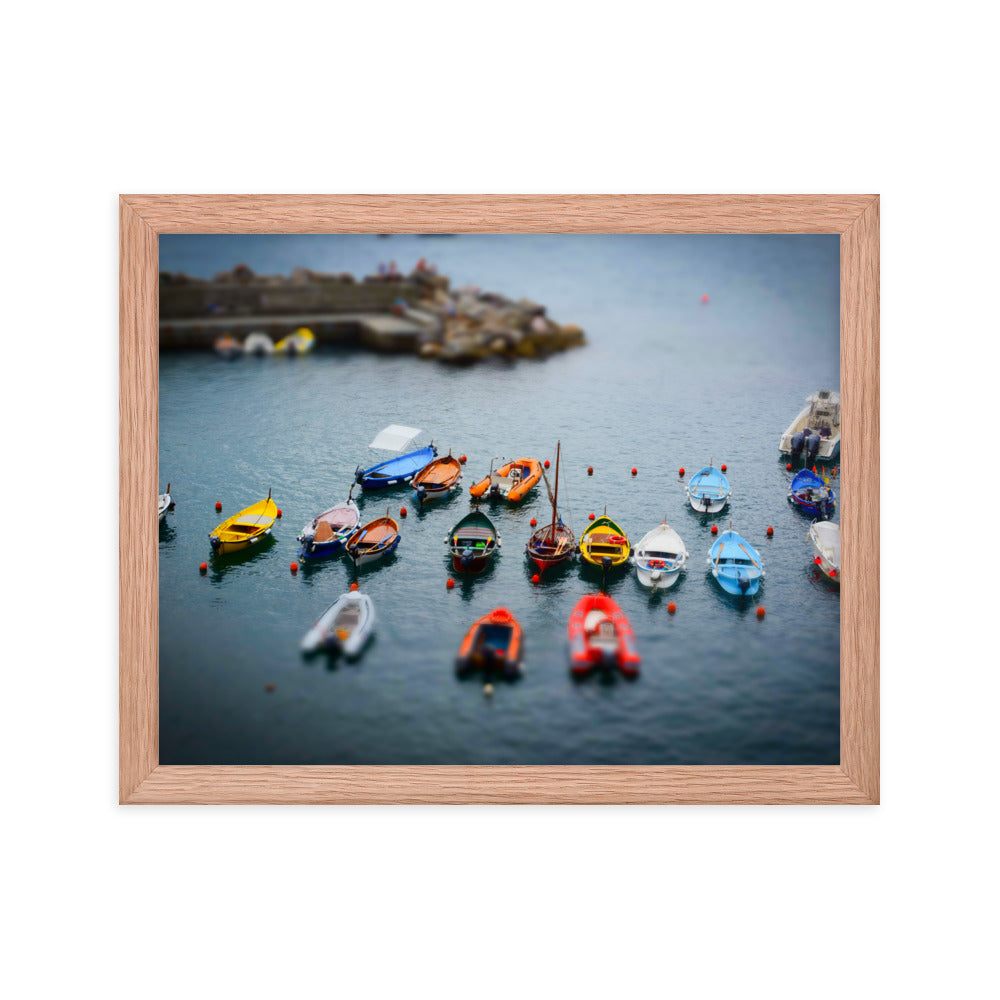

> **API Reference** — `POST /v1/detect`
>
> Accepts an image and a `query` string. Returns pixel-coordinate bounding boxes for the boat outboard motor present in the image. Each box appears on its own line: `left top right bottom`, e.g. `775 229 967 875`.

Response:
209 535 221 552
738 569 750 595
791 431 805 462
702 494 712 511
807 434 821 464
600 648 616 671
354 465 365 486
415 485 427 504
460 547 474 570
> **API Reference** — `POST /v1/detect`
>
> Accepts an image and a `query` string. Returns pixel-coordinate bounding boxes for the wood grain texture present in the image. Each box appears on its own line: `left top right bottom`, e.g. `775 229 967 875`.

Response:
119 194 880 804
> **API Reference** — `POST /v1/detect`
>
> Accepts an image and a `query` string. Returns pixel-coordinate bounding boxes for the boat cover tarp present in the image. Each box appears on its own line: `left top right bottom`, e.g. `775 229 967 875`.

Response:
369 425 423 451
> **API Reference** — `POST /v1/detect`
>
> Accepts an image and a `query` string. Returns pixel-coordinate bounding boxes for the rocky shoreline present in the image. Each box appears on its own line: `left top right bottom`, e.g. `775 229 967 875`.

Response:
159 263 586 363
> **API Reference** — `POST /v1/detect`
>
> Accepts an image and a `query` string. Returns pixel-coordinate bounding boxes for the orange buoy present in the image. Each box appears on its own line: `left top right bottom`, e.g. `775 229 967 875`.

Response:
786 463 792 471
667 602 676 614
349 582 359 591
701 294 709 304
446 578 455 589
544 460 550 468
276 509 282 518
815 557 822 565
199 562 207 574
830 569 837 577
756 607 766 619
531 574 540 585
264 684 276 693
400 507 407 517
290 562 298 573
215 501 222 511
679 467 685 477
587 466 594 476
766 526 774 537
589 513 595 521
631 467 637 476
812 466 817 474
530 518 537 527
720 464 727 472
711 525 718 534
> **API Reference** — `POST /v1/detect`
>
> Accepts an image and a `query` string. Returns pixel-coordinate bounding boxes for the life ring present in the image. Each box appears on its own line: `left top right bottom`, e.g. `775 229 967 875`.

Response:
609 534 627 545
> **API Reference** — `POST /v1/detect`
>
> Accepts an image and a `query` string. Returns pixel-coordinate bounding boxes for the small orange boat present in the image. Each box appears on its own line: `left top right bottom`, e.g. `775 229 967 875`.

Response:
412 453 463 504
455 607 523 679
469 457 542 503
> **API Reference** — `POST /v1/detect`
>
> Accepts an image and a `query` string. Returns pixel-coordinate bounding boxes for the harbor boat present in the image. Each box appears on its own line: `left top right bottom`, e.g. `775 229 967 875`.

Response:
779 389 841 462
209 491 278 555
213 334 243 360
469 457 542 503
686 465 731 514
455 607 523 678
707 526 764 596
809 520 841 584
243 331 275 355
447 509 500 573
788 468 836 519
158 483 173 521
412 452 463 505
297 491 361 561
355 424 437 491
344 510 401 568
301 589 375 657
568 594 641 678
578 513 631 571
274 327 315 355
526 441 574 574
631 521 688 590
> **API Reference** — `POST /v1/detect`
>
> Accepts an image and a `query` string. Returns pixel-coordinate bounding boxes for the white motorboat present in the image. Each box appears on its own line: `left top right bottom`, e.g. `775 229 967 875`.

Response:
631 521 688 590
779 390 841 462
243 331 275 355
301 591 375 658
809 520 841 583
158 483 172 521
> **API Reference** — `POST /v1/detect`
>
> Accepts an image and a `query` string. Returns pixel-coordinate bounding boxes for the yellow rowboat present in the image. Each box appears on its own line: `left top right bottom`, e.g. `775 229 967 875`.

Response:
209 493 278 555
578 514 631 569
274 327 315 355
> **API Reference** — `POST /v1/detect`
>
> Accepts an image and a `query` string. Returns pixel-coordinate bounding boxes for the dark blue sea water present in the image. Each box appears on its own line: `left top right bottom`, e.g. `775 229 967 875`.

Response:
158 234 840 765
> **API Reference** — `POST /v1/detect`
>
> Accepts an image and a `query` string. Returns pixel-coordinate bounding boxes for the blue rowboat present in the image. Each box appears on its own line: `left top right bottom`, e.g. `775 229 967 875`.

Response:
355 424 436 490
708 528 764 596
788 469 836 519
686 465 731 513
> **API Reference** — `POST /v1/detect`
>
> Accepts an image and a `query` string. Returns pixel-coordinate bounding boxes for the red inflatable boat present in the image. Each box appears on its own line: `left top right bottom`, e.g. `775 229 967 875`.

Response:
567 594 641 677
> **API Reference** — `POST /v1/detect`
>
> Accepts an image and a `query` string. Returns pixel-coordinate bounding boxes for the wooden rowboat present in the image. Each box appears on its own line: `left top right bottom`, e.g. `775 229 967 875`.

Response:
447 510 500 573
344 510 401 568
209 492 278 555
578 514 630 570
413 453 463 504
526 441 574 574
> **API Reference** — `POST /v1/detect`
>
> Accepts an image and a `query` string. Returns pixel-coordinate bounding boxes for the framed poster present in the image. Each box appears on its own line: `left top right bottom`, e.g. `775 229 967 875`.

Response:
121 194 878 803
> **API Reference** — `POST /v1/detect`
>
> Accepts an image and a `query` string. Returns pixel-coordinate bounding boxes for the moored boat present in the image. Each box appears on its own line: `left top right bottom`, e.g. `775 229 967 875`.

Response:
355 424 437 490
344 510 401 568
243 331 275 355
209 491 278 555
788 468 836 519
412 452 463 504
297 491 361 561
779 389 841 462
213 334 243 360
447 509 500 573
526 441 574 574
686 465 731 513
158 483 173 521
578 513 630 571
809 520 841 583
274 327 315 355
455 607 523 678
708 526 764 596
301 588 375 657
568 594 641 677
469 457 542 503
631 521 688 590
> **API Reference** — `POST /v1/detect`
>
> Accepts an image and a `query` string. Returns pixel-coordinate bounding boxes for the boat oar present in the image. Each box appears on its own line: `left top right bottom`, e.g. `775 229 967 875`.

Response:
737 542 761 569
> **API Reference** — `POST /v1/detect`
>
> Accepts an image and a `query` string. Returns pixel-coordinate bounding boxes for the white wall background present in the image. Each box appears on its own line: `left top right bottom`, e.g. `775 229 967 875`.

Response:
2 2 994 997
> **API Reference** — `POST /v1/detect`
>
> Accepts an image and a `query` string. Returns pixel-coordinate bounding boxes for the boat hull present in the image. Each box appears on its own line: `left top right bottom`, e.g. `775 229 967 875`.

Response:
567 594 640 677
301 593 375 658
469 458 542 503
809 521 841 583
686 467 731 514
526 522 575 574
708 529 764 597
447 510 500 574
455 608 522 678
209 498 278 556
357 445 438 490
578 515 630 569
297 500 360 561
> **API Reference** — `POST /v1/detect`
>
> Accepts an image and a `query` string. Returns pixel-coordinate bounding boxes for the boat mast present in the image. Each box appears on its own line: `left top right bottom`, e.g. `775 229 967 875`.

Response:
549 441 560 542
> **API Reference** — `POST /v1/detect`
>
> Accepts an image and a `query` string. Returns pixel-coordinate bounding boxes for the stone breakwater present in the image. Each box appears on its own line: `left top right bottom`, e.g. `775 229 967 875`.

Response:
159 264 586 363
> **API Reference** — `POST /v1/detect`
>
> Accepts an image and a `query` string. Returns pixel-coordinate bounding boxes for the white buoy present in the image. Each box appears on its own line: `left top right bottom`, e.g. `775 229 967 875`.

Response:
483 683 494 698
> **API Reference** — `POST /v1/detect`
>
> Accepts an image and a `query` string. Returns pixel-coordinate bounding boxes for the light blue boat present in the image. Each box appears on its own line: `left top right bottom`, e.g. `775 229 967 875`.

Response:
708 528 764 596
686 465 731 513
354 424 436 491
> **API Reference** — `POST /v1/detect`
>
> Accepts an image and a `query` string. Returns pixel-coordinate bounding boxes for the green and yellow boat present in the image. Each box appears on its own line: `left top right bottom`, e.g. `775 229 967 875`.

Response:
578 513 631 570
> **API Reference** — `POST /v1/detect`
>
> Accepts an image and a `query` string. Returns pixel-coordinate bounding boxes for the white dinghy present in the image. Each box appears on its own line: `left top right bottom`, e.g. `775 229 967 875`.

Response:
301 590 375 658
631 521 688 590
779 390 841 462
158 483 173 521
808 520 841 584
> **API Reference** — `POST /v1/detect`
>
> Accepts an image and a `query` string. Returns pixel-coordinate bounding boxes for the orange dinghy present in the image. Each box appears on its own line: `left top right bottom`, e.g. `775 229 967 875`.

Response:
455 607 523 679
412 453 463 504
469 457 542 503
568 594 641 678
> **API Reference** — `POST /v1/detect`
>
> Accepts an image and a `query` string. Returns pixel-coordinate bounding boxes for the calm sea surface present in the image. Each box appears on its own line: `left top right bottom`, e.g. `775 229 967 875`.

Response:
158 234 841 765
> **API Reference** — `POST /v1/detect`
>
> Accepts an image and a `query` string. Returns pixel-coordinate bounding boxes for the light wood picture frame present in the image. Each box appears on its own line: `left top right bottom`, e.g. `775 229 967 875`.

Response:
120 194 879 804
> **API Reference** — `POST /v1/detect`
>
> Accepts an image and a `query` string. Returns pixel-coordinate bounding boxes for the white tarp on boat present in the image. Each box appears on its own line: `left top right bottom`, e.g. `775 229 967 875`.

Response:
368 424 422 452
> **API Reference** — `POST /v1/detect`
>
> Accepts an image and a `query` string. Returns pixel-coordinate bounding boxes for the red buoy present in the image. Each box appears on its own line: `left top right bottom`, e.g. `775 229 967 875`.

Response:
812 466 818 474
766 526 774 537
400 507 407 517
215 501 222 512
830 569 837 577
815 557 822 565
720 464 727 472
587 466 594 476
264 684 276 693
276 509 282 518
350 582 359 592
530 518 537 527
711 525 718 535
786 463 792 471
679 467 685 477
701 294 709 304
531 574 540 585
459 455 467 464
290 562 298 573
544 460 550 468
589 513 595 521
756 607 766 619
631 467 637 476
667 602 676 614
446 578 455 589
199 562 207 574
